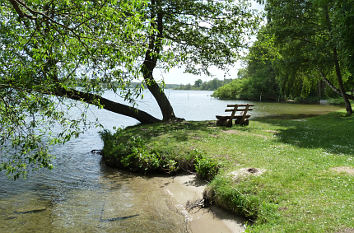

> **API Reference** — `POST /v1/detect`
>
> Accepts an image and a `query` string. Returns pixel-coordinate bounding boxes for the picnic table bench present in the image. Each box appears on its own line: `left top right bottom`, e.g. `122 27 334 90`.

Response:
216 104 254 127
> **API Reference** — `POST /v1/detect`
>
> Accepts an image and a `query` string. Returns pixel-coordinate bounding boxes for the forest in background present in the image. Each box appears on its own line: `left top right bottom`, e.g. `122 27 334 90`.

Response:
212 1 354 106
173 78 233 91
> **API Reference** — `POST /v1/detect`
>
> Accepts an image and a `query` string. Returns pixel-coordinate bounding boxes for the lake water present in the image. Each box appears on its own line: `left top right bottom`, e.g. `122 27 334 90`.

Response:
0 90 342 233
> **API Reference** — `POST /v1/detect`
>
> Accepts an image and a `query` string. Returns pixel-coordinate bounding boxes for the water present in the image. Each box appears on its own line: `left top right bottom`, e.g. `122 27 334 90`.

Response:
0 90 341 232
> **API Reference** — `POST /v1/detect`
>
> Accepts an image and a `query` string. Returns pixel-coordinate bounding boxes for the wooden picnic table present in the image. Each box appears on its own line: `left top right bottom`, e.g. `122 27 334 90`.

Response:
216 104 254 127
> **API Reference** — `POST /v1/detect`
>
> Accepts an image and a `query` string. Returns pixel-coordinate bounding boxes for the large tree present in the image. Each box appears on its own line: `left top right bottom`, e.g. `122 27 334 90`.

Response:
141 0 259 120
265 0 353 115
0 0 258 178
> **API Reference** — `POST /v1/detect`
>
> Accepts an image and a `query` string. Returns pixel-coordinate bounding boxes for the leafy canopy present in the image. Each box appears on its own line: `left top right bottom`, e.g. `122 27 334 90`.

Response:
0 0 260 178
0 0 149 178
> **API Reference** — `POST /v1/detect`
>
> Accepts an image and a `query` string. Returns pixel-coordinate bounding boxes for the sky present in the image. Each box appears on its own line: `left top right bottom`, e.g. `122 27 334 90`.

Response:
154 62 243 85
155 1 265 85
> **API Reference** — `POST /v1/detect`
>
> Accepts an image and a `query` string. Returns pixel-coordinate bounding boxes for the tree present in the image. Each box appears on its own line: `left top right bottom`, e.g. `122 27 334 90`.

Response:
242 27 280 101
213 27 281 101
194 79 203 88
0 0 259 178
265 0 353 115
140 0 258 119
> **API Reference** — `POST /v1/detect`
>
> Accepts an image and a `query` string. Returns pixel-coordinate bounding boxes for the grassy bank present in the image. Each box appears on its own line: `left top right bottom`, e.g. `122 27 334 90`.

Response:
101 111 353 232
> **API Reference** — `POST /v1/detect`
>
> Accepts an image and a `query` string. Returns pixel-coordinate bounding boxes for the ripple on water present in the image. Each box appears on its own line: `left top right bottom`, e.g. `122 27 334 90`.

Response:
0 90 342 232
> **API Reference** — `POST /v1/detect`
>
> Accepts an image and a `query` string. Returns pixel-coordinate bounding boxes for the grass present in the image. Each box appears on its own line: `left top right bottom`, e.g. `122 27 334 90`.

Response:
101 111 354 232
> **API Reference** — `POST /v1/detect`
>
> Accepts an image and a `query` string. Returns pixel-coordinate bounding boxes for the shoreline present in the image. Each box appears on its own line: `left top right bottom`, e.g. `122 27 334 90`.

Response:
163 174 245 233
101 111 353 232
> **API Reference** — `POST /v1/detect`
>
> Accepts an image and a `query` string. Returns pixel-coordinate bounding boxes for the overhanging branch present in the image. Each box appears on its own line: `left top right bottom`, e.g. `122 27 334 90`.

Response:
319 70 354 100
54 87 161 124
1 81 160 123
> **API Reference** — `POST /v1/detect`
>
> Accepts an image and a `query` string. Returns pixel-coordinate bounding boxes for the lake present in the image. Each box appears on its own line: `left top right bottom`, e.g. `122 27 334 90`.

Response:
0 90 342 233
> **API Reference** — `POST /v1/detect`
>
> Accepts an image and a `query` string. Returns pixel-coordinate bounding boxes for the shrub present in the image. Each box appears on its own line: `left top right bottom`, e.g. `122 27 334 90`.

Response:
101 131 220 179
100 129 161 173
293 96 320 104
327 97 354 105
193 150 219 181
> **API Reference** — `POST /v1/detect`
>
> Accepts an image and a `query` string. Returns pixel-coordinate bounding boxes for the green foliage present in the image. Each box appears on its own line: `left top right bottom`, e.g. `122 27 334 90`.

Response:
212 77 250 100
214 1 354 106
193 150 219 181
101 128 219 175
327 98 354 106
0 0 260 178
331 0 354 76
100 129 161 173
158 0 260 75
0 0 149 178
175 78 233 91
265 0 353 111
293 96 320 104
213 28 281 101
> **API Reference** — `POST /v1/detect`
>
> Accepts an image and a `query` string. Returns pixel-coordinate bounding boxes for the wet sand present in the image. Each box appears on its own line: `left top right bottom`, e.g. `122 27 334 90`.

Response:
0 173 245 233
164 175 245 233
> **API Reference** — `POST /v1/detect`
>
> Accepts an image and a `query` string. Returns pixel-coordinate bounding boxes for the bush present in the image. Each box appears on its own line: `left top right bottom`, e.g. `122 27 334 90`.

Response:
193 150 220 181
293 96 320 104
101 130 220 177
101 131 221 178
327 97 351 105
100 129 161 173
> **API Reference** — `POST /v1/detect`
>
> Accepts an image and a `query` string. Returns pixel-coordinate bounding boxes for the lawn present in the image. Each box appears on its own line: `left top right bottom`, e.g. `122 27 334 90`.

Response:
101 111 354 232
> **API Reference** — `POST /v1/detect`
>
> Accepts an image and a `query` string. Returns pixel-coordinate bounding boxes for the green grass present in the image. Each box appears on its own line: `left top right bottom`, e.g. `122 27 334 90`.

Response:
101 111 354 232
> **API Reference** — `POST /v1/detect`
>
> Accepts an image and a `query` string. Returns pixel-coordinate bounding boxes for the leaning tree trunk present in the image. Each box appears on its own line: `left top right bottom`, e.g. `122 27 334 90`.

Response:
52 87 161 124
141 64 177 121
141 0 177 121
324 5 352 116
333 47 352 116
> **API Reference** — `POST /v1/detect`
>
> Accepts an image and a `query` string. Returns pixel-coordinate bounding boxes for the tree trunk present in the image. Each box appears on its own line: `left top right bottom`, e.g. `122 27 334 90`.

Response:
142 67 177 121
324 4 352 116
141 0 177 121
319 71 354 100
54 88 161 124
333 47 352 115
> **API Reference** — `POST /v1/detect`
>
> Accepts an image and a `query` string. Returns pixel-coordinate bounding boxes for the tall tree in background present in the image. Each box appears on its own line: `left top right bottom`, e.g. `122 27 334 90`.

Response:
242 27 280 101
0 0 258 177
266 0 353 115
213 27 281 101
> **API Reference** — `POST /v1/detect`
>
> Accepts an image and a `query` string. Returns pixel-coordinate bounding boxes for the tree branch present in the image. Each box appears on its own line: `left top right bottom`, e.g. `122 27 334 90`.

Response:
0 81 161 124
53 87 161 124
7 0 89 48
318 69 354 100
8 0 36 19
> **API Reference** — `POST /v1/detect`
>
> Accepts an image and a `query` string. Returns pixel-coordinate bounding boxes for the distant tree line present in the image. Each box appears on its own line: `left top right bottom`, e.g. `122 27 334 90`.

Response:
213 0 354 115
175 78 233 91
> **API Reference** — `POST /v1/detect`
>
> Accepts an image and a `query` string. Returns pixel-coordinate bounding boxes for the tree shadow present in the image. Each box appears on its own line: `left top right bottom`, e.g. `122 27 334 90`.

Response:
126 120 219 142
254 112 354 156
